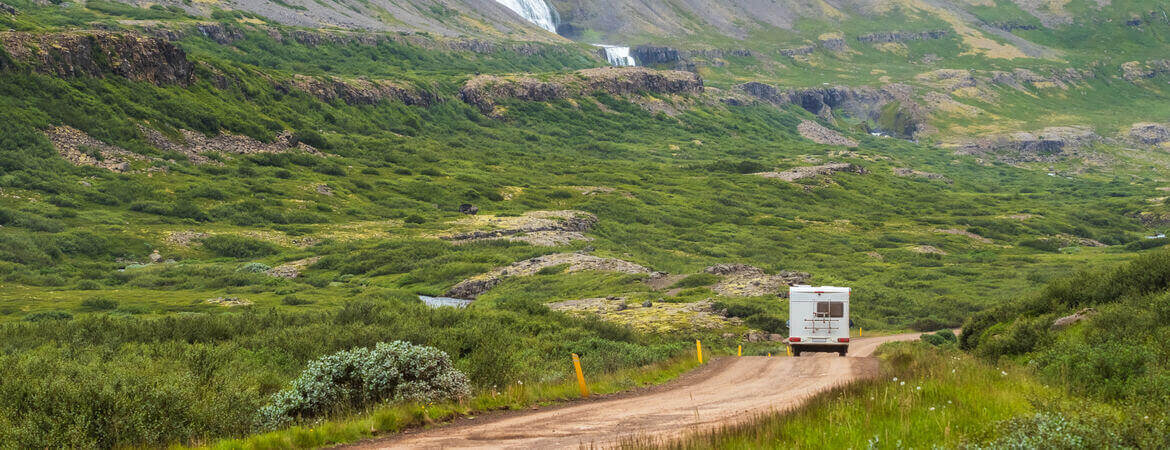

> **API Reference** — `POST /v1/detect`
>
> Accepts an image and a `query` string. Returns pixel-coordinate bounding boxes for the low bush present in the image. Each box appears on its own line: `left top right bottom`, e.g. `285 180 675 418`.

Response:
202 235 279 258
80 297 118 311
671 273 720 289
23 311 73 322
255 341 470 430
281 295 312 306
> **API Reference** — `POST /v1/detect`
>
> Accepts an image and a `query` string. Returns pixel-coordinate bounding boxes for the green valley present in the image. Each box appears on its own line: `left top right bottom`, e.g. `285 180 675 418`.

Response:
0 0 1169 447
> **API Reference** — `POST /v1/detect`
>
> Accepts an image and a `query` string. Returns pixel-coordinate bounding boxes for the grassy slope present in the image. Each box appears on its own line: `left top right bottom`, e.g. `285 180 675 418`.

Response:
1 0 1170 447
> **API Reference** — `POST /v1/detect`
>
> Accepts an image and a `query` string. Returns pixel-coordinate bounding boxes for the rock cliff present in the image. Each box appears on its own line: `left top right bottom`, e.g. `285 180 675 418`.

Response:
459 66 702 114
0 31 193 85
282 75 437 107
738 82 927 138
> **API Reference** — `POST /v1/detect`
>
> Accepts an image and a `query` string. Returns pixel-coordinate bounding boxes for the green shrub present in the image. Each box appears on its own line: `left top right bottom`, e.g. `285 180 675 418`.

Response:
255 341 470 430
202 235 278 258
80 297 118 311
281 295 312 306
1126 237 1169 251
746 313 787 334
23 311 73 322
671 273 720 289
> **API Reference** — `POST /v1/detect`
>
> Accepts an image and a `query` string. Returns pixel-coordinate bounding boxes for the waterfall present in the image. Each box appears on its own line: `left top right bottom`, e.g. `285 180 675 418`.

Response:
594 44 637 66
492 0 558 34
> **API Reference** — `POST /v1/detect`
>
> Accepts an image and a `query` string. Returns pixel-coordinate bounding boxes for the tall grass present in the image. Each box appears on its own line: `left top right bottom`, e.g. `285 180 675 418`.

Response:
627 343 1046 449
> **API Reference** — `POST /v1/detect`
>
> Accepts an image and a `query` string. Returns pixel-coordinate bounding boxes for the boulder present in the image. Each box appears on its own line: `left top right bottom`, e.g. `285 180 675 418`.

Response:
1052 308 1097 328
459 204 479 215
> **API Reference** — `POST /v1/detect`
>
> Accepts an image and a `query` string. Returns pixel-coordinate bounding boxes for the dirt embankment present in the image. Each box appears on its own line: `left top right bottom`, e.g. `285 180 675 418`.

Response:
346 332 923 450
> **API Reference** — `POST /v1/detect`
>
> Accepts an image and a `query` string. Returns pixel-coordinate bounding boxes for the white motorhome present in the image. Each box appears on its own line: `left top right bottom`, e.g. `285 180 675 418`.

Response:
788 285 851 356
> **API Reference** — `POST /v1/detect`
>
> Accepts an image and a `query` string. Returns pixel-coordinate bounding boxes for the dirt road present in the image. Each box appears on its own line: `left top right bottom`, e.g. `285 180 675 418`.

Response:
349 332 921 449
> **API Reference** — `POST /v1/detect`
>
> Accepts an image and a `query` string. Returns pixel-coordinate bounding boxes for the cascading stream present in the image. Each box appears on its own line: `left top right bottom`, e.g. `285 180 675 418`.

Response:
594 44 637 66
492 0 558 33
490 0 636 67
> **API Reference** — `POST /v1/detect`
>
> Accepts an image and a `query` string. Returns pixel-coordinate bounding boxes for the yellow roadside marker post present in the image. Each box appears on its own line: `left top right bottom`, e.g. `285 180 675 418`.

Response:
696 340 703 364
737 345 742 357
767 352 771 357
571 353 590 398
786 345 792 357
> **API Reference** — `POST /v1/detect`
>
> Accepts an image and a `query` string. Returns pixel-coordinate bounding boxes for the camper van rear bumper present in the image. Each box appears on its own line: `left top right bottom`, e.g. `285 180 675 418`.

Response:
789 343 849 355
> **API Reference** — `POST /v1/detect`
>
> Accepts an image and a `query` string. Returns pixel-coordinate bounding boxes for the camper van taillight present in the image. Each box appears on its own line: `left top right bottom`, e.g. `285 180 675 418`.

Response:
837 338 850 343
789 337 802 342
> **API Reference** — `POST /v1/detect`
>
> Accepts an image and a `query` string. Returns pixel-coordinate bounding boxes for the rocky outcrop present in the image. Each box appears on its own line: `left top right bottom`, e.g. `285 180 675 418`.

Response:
1053 308 1096 329
282 74 436 106
442 210 598 247
1121 60 1170 81
754 163 867 182
985 21 1039 32
818 33 848 52
797 120 858 147
46 126 145 172
266 257 320 279
446 252 651 299
1130 123 1170 145
140 126 323 164
0 2 16 14
703 264 810 297
631 45 683 65
1 31 193 85
459 67 702 114
779 45 815 57
737 82 927 138
857 30 948 43
953 126 1100 163
893 168 949 182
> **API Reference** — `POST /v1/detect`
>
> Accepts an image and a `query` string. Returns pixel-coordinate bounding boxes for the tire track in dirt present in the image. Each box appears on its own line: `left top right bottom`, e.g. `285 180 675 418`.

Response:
344 333 922 449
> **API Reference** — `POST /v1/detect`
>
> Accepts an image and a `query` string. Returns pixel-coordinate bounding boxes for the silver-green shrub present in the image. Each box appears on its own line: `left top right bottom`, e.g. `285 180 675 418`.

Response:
256 341 470 430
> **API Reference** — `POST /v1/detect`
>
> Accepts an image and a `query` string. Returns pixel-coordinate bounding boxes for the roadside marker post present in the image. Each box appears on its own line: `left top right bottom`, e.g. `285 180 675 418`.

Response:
696 340 703 364
737 345 742 357
786 345 792 357
571 353 590 398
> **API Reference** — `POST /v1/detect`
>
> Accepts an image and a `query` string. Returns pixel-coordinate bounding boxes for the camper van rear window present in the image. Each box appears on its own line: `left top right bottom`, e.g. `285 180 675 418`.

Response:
816 301 844 318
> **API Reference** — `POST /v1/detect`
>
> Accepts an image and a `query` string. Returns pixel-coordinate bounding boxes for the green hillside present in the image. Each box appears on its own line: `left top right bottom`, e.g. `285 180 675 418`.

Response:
1 0 1170 447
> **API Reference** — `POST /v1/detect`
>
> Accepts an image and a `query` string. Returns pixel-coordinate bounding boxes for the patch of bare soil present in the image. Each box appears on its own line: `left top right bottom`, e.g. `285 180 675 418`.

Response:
445 252 651 299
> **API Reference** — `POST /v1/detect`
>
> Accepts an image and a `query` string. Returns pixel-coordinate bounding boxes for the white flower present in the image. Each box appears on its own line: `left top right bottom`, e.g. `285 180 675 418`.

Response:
947 400 952 404
893 377 899 382
929 407 935 411
900 381 905 386
1001 371 1007 376
916 386 922 391
870 397 875 400
517 380 523 385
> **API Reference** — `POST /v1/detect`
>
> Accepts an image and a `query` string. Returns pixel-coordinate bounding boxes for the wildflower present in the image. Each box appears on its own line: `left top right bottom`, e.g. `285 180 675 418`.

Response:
1001 371 1007 376
947 400 952 404
892 377 898 382
900 381 905 386
916 386 921 391
517 380 523 385
929 407 935 411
